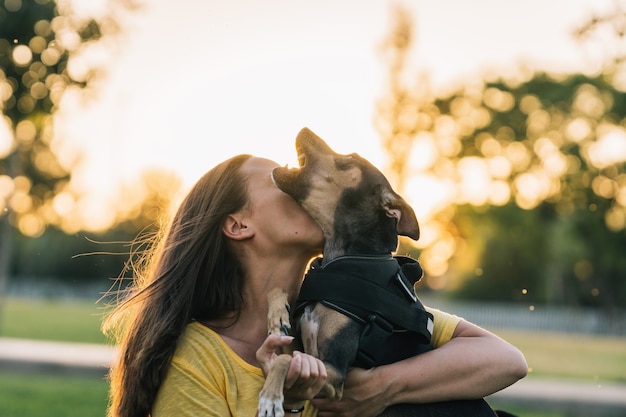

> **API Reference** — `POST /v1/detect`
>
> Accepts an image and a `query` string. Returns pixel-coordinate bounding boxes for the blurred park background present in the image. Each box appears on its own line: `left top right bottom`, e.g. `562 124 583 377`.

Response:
1 0 626 416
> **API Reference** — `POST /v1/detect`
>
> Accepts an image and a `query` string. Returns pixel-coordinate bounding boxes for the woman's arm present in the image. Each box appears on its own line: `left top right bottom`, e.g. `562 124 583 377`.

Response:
312 320 527 417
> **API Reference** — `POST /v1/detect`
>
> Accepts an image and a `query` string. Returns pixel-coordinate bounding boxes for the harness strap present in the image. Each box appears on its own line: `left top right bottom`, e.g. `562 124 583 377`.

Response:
297 271 433 342
356 313 433 367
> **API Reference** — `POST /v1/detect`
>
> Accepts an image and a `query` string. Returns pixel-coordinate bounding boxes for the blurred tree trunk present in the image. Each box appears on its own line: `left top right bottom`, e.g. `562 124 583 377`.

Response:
0 214 13 328
375 5 414 192
0 150 17 330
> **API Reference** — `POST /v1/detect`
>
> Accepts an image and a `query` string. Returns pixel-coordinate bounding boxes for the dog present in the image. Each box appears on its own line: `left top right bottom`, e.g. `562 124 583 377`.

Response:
258 128 501 417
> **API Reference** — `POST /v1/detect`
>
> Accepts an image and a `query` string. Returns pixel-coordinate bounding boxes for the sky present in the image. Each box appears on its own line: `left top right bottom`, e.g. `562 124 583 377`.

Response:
55 0 614 229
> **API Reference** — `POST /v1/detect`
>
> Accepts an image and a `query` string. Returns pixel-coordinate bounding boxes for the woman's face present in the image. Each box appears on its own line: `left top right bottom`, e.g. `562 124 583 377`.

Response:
239 157 324 255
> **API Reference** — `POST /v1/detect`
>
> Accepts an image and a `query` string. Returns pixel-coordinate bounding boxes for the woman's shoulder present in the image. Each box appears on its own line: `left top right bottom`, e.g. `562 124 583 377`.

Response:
174 321 231 361
171 322 223 365
174 322 263 376
424 306 463 348
183 321 222 343
424 306 460 321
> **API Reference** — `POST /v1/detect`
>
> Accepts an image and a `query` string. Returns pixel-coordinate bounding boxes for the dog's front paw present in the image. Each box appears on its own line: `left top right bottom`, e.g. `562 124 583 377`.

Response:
258 392 284 417
267 288 291 335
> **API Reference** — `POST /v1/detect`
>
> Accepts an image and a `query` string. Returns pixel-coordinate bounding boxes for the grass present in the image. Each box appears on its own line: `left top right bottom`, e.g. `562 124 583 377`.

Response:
0 296 108 344
497 330 626 384
1 296 625 417
0 372 109 417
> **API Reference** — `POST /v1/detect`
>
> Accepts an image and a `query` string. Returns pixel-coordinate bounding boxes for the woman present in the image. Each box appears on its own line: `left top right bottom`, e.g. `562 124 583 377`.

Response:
103 155 527 417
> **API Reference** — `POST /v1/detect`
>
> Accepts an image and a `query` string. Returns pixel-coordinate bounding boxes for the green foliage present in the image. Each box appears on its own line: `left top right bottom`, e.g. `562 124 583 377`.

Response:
10 225 141 284
450 201 626 308
439 74 626 309
450 204 552 303
0 0 132 235
0 0 74 204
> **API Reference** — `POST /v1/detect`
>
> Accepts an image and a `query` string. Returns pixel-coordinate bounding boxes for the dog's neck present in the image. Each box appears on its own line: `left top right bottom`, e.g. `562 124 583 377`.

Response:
319 213 400 266
321 237 396 267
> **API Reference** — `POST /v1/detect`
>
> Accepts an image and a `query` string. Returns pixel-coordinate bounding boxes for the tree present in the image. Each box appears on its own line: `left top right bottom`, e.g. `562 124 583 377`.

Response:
437 74 626 309
0 0 136 322
574 0 626 86
377 6 626 309
375 5 419 192
9 167 183 294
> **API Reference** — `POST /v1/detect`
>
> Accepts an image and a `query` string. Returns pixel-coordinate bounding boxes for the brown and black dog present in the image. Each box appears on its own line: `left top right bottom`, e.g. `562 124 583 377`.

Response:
258 128 501 417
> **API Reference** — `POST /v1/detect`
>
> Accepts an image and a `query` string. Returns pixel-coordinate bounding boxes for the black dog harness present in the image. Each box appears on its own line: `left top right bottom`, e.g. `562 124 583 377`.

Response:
295 255 434 368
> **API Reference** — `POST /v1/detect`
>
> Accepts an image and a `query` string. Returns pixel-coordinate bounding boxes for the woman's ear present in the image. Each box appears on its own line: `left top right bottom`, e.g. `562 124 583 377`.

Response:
222 214 254 240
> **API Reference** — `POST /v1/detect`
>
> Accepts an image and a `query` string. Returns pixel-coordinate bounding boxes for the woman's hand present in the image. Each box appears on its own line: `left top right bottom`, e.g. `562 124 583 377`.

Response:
256 334 328 404
256 333 293 376
312 367 388 417
283 350 328 404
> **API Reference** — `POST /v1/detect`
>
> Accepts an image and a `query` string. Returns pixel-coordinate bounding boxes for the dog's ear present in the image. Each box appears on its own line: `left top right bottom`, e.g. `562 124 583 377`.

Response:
381 188 420 240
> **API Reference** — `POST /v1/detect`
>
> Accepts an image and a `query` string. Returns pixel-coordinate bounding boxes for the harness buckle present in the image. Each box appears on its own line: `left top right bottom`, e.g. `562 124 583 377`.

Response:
369 313 393 333
355 314 394 368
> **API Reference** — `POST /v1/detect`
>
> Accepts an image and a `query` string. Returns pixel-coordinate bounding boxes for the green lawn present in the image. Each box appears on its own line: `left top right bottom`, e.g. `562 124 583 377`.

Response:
0 296 108 344
0 372 109 417
497 330 626 384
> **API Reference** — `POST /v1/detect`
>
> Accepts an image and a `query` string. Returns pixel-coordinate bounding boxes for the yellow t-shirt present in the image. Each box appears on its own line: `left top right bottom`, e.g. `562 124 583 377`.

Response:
152 307 461 417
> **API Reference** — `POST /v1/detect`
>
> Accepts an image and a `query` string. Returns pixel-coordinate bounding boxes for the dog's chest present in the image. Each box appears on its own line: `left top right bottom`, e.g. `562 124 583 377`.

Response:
299 304 321 357
297 302 354 358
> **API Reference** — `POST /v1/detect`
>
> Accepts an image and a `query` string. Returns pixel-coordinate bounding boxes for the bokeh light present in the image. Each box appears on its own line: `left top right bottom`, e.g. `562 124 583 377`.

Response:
12 45 33 66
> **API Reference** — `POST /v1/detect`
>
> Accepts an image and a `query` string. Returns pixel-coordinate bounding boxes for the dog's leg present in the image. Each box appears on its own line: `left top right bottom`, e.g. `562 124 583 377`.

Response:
299 304 361 400
259 353 292 417
300 304 342 399
259 288 293 417
260 290 359 415
267 288 292 336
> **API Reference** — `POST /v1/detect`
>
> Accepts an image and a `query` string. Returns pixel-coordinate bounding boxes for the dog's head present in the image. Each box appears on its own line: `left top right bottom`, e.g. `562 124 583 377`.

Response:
272 127 419 258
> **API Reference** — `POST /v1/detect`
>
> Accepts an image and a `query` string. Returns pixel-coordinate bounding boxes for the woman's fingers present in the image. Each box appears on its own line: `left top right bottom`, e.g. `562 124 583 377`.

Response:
285 351 308 389
284 351 328 397
285 350 302 388
256 334 294 375
310 357 328 393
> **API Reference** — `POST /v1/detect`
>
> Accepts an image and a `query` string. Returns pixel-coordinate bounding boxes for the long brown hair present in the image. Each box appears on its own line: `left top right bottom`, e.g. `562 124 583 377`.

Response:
103 154 253 417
